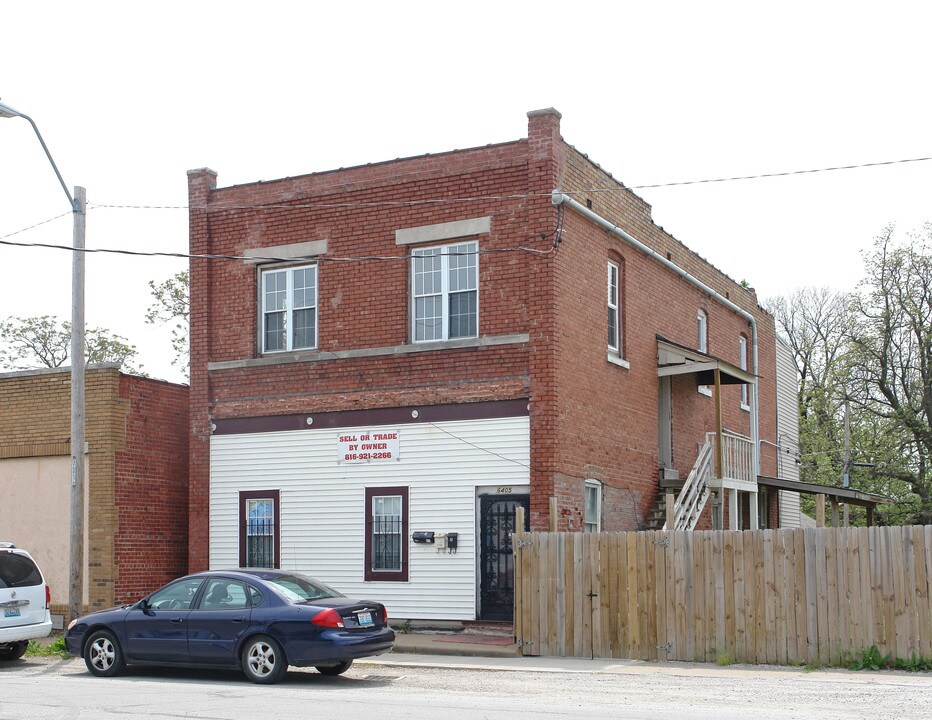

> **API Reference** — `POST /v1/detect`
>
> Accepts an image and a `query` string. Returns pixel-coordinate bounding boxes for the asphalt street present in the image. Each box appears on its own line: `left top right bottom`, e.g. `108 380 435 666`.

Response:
2 652 931 719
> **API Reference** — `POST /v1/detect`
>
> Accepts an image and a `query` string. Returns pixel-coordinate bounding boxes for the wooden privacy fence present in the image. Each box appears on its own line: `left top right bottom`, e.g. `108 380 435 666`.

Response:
513 526 932 665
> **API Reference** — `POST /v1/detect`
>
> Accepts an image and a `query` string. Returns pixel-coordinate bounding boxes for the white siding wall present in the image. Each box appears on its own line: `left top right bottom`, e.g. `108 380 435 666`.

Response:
210 416 530 620
776 337 801 527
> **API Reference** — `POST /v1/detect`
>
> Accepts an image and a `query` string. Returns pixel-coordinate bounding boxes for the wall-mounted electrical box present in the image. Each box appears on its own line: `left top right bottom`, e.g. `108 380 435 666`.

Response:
412 531 435 544
446 532 458 552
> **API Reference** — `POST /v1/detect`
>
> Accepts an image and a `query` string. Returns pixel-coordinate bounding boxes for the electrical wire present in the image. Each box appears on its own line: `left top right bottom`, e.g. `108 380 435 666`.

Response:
0 235 556 262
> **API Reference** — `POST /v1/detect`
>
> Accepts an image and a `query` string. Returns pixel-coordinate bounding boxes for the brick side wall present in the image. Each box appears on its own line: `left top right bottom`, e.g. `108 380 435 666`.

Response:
552 145 778 530
113 376 189 603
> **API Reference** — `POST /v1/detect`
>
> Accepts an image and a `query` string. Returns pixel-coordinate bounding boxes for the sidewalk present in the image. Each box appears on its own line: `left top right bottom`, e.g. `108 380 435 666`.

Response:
390 629 518 658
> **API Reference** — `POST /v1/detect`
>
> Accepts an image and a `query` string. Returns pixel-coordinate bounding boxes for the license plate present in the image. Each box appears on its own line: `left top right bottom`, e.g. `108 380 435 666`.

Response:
4 608 20 618
357 611 373 627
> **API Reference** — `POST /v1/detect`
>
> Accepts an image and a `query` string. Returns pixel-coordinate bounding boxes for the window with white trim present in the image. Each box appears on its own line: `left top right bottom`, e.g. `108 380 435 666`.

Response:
698 308 710 395
739 335 750 409
411 241 478 342
584 480 602 532
608 261 622 355
261 264 318 353
697 308 708 353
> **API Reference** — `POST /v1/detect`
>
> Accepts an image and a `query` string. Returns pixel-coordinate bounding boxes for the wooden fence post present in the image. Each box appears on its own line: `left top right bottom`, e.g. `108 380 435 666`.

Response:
816 494 825 527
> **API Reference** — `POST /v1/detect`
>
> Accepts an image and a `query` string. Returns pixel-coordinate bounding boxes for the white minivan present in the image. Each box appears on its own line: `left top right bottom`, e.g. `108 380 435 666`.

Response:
0 543 53 661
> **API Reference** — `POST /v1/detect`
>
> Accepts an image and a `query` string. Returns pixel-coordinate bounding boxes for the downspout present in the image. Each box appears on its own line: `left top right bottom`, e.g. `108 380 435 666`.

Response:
551 191 760 479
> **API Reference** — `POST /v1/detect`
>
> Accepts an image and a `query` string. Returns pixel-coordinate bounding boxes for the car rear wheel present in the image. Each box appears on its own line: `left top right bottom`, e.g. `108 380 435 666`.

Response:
316 660 352 676
0 641 29 662
242 635 286 684
84 630 126 677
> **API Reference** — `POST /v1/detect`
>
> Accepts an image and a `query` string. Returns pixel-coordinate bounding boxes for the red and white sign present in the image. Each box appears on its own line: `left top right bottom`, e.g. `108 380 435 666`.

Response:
338 430 400 463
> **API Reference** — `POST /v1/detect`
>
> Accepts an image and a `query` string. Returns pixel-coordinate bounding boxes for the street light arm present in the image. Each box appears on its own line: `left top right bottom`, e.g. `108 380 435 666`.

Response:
0 102 76 210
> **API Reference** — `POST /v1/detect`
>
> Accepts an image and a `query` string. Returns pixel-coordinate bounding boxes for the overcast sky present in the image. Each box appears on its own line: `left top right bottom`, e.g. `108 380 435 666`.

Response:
2 2 929 384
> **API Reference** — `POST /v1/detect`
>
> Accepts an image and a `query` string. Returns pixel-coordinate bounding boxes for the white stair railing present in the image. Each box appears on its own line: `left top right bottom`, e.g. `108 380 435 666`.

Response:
664 439 714 531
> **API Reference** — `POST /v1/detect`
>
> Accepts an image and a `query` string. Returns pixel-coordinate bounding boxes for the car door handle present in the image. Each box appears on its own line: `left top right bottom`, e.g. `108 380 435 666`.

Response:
171 617 184 623
231 617 245 623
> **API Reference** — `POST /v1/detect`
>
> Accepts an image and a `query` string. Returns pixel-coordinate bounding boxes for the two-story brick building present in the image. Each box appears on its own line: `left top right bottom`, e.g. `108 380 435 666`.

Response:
187 108 786 622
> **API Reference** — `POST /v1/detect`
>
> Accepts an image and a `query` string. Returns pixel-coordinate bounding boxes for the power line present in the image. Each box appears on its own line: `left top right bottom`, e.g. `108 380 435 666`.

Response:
0 235 557 262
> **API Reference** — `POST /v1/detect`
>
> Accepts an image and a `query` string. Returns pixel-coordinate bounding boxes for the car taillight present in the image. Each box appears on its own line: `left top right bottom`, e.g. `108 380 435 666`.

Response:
382 606 388 624
46 585 51 609
311 608 345 629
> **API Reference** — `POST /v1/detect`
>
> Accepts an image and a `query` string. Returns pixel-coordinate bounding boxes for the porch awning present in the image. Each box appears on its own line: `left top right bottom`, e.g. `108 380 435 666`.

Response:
656 336 755 386
756 475 891 508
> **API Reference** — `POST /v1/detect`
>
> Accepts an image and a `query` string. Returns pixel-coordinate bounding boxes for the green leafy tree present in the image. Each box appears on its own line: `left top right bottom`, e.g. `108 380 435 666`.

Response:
0 315 143 374
146 270 189 377
847 225 932 524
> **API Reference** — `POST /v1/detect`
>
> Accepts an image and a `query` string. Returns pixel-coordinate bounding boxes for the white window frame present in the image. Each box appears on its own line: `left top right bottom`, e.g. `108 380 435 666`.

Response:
739 335 750 410
698 308 711 395
608 261 621 354
411 240 479 343
260 263 318 353
697 308 708 353
584 480 602 532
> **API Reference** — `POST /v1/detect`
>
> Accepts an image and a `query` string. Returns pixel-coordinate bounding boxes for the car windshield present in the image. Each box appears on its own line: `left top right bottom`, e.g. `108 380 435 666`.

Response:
0 553 42 588
265 573 343 602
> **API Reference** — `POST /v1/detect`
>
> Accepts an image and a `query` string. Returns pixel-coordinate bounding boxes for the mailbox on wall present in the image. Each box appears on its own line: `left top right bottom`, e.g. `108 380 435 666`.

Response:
412 531 435 544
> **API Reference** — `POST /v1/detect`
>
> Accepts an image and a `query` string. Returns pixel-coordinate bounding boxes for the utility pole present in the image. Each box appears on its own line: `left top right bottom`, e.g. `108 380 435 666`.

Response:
70 186 86 623
0 100 86 621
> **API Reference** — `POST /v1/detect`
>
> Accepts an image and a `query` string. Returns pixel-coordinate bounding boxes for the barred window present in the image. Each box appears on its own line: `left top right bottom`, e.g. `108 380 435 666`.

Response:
365 486 409 581
239 490 280 569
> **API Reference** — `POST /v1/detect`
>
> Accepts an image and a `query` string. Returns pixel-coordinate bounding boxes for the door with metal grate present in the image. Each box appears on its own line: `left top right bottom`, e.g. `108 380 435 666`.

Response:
479 494 530 621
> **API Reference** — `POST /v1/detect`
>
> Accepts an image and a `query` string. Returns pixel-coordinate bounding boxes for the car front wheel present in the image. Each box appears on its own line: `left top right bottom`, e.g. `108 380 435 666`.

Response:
316 660 352 676
84 630 126 677
0 640 29 662
242 635 286 684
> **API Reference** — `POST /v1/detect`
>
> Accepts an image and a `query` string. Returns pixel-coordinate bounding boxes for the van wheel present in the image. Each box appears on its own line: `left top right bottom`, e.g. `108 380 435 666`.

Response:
0 641 29 661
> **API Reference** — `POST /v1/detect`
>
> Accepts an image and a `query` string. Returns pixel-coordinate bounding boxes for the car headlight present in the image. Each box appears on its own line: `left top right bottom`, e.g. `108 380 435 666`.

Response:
67 619 77 630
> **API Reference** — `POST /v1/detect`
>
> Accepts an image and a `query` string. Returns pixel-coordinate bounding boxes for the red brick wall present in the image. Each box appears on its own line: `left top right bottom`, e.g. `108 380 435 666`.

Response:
113 376 189 602
187 109 779 565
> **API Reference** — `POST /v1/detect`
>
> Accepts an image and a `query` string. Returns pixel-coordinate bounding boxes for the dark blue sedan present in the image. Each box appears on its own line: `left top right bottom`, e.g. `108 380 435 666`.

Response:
65 569 394 684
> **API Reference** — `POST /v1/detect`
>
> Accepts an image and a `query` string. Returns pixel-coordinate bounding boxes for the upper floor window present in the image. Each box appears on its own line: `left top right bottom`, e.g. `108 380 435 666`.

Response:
261 264 317 353
608 261 622 355
739 335 750 409
697 308 708 353
584 480 602 532
411 241 478 342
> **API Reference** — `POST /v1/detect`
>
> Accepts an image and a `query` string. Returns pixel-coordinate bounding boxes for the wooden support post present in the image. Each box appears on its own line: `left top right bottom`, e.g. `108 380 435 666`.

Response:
549 496 557 532
729 489 739 530
515 505 526 535
830 497 840 528
866 504 875 527
843 503 849 527
815 494 825 527
714 368 724 480
665 491 675 529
